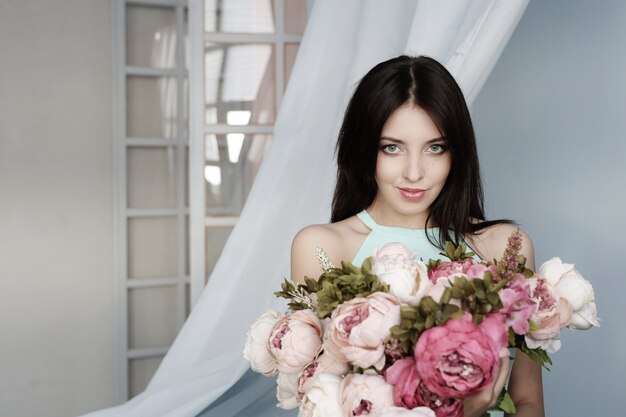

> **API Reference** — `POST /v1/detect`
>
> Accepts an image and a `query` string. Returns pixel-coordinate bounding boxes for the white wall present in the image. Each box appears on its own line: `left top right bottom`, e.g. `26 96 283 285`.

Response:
0 1 115 416
472 0 626 415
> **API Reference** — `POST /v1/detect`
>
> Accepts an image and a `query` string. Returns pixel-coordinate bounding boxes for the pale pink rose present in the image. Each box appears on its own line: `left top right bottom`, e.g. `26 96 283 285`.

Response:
498 273 537 335
372 243 432 306
324 292 401 370
428 259 489 283
243 309 281 375
276 371 299 409
269 310 323 373
296 352 349 401
340 374 394 417
299 373 343 417
415 313 504 398
525 277 572 353
538 257 599 330
380 406 437 417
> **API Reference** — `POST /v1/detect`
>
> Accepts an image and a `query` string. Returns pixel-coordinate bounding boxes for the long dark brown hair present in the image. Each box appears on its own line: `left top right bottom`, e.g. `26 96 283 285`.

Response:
331 55 510 248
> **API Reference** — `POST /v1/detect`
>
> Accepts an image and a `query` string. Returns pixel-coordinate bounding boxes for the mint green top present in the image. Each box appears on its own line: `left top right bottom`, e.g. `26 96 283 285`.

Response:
352 210 481 265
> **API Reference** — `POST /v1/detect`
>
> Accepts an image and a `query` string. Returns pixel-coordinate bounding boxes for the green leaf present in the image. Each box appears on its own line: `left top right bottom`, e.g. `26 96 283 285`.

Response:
450 287 464 299
362 256 372 271
487 292 500 305
440 287 452 305
496 390 517 414
420 296 438 313
304 277 319 292
400 306 419 320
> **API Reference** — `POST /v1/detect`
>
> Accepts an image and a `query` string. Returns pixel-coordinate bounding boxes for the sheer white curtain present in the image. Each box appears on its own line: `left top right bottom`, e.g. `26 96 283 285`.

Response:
85 0 528 416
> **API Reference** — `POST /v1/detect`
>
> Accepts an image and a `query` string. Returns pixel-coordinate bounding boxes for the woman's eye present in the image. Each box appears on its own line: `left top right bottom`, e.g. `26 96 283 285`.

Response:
382 144 400 154
428 144 446 154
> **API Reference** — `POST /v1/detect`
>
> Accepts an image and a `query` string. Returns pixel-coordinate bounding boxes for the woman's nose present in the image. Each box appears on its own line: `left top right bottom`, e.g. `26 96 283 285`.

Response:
402 155 424 182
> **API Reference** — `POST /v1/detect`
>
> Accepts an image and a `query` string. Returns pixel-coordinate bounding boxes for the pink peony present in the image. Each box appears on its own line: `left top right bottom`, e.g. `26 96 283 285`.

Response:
380 406 437 417
324 292 401 370
384 358 462 417
416 385 463 417
525 276 572 353
340 374 395 417
269 310 323 373
385 358 421 409
428 259 489 283
498 273 537 335
415 312 507 399
479 313 509 359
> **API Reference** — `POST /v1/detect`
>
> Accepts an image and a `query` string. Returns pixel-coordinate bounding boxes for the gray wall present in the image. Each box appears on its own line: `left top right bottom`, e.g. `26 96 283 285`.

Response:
0 1 115 416
472 1 626 415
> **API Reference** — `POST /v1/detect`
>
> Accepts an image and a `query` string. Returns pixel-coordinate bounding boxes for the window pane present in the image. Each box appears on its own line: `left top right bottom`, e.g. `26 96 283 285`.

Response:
126 5 178 68
204 0 274 33
128 286 178 349
128 217 178 278
127 76 178 138
205 134 272 215
284 0 307 34
127 147 177 209
129 356 163 398
284 43 300 91
204 43 276 125
206 226 234 282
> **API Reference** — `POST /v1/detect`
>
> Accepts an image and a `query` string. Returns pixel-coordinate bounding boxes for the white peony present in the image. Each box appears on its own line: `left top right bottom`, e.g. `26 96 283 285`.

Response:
538 257 600 330
276 371 299 409
298 373 343 417
372 243 431 306
340 374 395 417
243 309 281 375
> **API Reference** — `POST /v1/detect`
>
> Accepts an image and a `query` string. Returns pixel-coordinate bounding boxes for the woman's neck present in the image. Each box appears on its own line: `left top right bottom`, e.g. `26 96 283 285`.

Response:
366 201 434 229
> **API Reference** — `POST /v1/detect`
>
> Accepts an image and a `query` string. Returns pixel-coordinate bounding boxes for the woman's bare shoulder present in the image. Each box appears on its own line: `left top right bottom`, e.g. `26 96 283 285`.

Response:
468 221 535 268
290 216 369 284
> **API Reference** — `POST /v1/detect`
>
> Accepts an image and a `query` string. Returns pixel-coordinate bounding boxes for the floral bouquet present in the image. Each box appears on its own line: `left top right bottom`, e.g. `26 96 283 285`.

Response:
243 231 599 417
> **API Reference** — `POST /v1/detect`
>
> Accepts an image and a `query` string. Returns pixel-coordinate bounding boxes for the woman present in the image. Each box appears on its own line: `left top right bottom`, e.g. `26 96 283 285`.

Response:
291 56 544 417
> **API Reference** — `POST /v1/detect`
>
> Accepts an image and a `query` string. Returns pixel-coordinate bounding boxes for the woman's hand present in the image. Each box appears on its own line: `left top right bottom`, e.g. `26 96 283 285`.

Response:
462 355 511 417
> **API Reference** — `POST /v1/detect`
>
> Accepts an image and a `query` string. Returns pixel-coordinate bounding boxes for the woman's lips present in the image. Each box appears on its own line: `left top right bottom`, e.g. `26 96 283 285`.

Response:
398 187 426 201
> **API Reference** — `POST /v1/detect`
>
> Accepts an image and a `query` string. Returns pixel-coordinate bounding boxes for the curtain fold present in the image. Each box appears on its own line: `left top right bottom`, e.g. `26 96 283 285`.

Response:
83 1 529 416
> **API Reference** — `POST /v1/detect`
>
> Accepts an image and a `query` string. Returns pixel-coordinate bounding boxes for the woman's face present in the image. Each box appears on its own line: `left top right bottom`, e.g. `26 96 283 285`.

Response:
370 104 452 227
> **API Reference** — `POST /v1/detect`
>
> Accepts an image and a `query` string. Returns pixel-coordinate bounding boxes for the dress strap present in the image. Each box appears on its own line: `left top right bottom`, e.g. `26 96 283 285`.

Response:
356 210 379 230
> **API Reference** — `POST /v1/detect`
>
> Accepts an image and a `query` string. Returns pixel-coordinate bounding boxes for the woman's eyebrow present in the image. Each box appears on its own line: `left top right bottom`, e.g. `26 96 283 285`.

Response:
425 137 446 144
380 136 445 143
380 136 405 144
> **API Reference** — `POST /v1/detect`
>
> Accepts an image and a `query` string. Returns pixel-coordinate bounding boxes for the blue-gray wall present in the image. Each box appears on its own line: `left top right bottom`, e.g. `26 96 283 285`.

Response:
473 1 626 415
